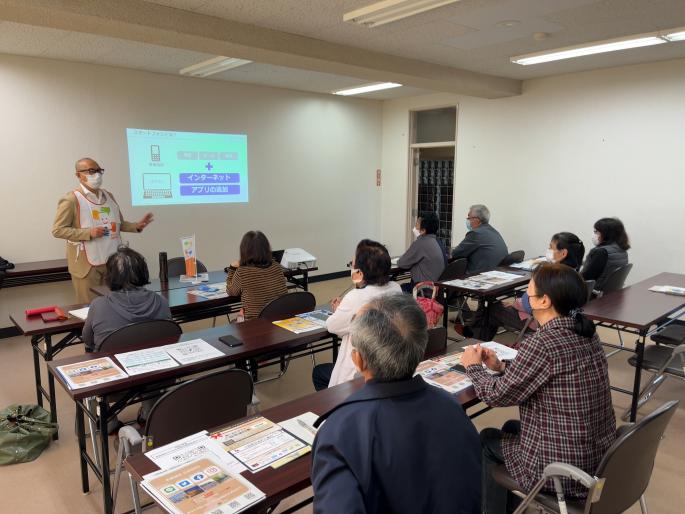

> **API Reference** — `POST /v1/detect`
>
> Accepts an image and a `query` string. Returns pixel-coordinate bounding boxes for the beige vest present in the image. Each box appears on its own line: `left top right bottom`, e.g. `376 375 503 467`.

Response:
73 189 121 266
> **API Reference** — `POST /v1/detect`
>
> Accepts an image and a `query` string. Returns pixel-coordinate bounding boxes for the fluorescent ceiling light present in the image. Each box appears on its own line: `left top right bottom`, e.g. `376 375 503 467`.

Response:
344 0 461 28
664 30 685 42
180 56 251 77
333 82 402 96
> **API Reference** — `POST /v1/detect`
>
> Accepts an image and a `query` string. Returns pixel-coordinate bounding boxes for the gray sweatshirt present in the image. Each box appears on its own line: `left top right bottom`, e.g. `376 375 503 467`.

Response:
397 234 446 284
82 288 172 351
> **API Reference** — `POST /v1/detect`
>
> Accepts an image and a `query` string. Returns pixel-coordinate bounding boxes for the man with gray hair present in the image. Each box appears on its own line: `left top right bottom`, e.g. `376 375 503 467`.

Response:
311 294 481 514
452 204 508 274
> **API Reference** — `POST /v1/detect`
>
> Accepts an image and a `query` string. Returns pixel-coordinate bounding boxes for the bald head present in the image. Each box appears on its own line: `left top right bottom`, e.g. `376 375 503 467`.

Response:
75 158 99 172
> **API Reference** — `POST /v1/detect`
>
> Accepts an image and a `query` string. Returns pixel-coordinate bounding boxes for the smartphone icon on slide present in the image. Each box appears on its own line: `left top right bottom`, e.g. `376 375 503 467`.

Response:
150 145 160 162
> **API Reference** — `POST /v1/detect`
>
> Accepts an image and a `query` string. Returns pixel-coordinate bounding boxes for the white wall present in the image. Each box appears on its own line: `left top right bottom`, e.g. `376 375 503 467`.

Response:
0 54 382 325
381 58 685 283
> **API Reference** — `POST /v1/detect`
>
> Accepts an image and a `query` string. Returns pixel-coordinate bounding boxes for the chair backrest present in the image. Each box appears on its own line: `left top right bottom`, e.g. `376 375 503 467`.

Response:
599 263 633 294
584 280 596 304
499 250 525 266
590 400 679 513
166 257 208 277
438 258 468 282
258 291 316 321
423 327 447 359
100 319 182 352
144 368 253 447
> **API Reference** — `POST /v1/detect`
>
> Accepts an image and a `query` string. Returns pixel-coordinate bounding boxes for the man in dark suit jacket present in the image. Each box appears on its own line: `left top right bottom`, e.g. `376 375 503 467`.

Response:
452 204 508 274
311 294 481 514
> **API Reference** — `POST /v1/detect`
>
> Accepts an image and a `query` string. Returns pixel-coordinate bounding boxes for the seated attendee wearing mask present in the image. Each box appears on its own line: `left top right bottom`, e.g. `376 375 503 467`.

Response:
397 212 447 292
581 217 630 293
475 232 585 341
226 231 288 321
451 204 508 274
311 239 402 391
462 264 615 514
82 246 171 352
312 294 482 514
82 246 172 431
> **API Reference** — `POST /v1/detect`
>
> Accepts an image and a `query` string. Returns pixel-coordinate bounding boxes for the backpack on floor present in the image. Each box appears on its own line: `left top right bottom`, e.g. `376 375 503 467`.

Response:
0 404 58 465
412 282 444 328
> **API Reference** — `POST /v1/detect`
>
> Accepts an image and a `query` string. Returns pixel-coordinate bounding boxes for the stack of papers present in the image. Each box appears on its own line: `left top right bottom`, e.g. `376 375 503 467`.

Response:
57 357 128 389
164 339 226 365
443 270 524 290
272 317 323 334
141 456 264 514
510 257 547 271
209 416 310 472
115 339 225 376
649 285 685 297
188 282 229 300
68 307 90 320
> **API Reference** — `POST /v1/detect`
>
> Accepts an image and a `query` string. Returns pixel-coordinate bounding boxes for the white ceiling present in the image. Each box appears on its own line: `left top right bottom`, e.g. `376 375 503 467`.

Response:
146 0 685 80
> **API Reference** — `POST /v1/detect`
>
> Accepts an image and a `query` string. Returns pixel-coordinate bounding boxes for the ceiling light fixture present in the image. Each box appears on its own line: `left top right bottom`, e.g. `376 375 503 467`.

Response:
344 0 461 28
333 82 402 96
510 29 685 66
180 56 252 77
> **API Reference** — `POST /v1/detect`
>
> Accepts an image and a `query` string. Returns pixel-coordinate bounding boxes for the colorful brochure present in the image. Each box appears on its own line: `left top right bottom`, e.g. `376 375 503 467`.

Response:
296 309 333 327
146 431 246 475
164 339 225 365
272 317 322 334
188 283 228 300
115 347 179 376
414 358 472 394
57 357 128 390
141 456 264 514
209 416 308 472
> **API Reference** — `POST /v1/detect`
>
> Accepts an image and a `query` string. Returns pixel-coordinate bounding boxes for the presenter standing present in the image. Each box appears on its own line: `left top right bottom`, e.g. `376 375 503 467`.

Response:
52 158 154 303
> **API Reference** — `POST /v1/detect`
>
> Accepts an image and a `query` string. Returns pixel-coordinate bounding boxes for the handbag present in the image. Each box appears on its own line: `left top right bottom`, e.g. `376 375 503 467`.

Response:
0 404 58 465
412 281 444 328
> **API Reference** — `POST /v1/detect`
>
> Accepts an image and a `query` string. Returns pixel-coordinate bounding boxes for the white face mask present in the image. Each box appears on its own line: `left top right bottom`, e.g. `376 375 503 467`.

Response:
465 219 472 231
591 234 600 247
412 227 421 238
545 248 556 262
85 173 103 189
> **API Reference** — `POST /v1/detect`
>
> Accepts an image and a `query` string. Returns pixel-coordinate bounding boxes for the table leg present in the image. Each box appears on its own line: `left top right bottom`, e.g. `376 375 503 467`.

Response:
629 335 646 422
303 269 309 292
76 401 90 494
441 288 448 329
98 397 113 514
31 336 43 407
44 335 59 440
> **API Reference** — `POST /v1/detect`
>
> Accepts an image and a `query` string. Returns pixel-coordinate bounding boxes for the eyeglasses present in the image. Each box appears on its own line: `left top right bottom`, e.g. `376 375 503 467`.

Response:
77 168 105 175
466 216 478 220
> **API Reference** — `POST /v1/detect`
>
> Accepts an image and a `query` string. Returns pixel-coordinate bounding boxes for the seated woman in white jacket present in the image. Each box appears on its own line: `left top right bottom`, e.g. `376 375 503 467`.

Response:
312 239 403 390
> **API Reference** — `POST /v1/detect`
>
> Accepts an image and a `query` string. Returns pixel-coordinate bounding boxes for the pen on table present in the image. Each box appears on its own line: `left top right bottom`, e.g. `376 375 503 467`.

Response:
297 419 318 436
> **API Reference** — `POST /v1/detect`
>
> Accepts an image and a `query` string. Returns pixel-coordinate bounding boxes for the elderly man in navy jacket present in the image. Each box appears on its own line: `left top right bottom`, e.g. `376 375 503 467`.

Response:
311 294 481 514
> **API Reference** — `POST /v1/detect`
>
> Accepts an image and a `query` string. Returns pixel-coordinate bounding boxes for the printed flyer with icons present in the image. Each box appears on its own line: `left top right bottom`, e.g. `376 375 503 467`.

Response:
141 456 264 514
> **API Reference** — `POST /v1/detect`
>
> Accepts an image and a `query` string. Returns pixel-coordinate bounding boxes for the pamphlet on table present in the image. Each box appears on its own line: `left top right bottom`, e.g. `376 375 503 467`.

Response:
278 412 319 446
188 282 228 300
57 357 128 389
442 270 523 290
295 309 333 327
115 347 179 376
272 317 322 334
68 307 90 320
414 358 471 394
649 285 685 297
164 339 225 365
209 416 310 472
141 456 264 514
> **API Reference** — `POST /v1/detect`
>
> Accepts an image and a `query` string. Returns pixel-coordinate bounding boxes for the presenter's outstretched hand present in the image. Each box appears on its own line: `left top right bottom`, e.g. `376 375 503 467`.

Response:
136 212 154 232
90 226 106 238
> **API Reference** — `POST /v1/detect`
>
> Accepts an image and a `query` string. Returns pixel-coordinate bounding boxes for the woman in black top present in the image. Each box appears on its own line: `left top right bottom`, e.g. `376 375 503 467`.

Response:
581 218 630 292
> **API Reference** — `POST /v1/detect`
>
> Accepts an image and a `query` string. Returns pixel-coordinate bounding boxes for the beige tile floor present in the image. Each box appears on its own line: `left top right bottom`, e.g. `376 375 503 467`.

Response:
0 277 683 513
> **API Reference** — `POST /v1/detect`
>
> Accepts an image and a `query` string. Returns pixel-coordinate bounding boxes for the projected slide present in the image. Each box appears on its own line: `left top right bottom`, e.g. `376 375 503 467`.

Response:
126 128 248 206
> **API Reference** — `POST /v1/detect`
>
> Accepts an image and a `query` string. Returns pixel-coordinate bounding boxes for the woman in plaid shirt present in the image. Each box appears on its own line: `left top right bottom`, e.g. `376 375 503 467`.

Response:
463 264 616 514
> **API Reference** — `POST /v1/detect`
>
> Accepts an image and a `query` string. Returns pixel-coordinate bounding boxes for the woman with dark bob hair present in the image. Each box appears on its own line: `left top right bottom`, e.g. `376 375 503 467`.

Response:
226 231 287 321
462 264 615 513
311 239 402 390
581 217 630 292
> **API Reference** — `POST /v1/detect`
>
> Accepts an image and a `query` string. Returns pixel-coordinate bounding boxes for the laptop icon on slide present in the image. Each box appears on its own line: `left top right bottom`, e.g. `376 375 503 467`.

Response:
143 173 172 199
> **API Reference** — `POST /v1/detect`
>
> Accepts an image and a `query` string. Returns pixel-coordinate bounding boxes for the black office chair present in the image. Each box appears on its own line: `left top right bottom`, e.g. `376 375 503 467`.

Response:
651 320 685 346
166 256 208 277
84 320 183 470
252 292 317 383
493 400 679 514
622 344 685 421
112 368 253 513
424 327 447 359
499 250 525 267
596 263 633 296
